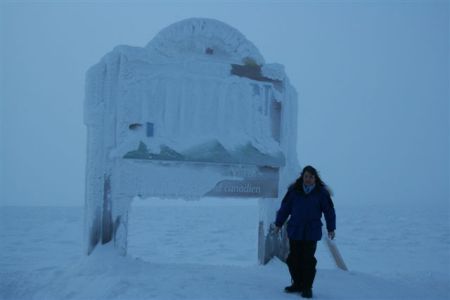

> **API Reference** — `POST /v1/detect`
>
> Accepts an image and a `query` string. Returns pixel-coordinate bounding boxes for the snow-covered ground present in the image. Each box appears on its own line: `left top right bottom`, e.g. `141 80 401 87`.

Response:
1 200 449 300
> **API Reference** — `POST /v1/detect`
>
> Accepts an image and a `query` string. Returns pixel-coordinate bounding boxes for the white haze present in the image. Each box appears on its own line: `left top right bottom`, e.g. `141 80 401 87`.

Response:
0 0 448 208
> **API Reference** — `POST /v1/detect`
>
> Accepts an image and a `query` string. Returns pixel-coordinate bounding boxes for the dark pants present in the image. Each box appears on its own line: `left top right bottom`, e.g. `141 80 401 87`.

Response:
286 240 317 290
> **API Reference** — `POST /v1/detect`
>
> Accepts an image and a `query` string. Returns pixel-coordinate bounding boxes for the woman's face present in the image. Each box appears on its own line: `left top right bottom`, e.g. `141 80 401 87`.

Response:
303 171 316 186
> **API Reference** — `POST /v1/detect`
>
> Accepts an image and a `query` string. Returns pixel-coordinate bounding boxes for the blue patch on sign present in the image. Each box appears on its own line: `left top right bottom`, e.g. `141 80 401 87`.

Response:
146 122 154 137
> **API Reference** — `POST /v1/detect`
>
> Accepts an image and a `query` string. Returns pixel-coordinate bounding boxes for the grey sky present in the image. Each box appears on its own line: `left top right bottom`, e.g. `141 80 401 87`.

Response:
0 0 448 207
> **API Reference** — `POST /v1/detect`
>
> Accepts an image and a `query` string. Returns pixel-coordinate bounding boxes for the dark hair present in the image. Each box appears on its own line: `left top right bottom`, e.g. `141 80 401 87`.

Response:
289 165 332 194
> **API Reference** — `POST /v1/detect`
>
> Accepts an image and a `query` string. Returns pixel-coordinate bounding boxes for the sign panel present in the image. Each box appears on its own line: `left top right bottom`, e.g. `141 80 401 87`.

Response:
114 159 279 199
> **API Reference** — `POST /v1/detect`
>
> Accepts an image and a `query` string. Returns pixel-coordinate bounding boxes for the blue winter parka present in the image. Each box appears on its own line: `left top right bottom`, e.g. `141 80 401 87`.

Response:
275 186 336 241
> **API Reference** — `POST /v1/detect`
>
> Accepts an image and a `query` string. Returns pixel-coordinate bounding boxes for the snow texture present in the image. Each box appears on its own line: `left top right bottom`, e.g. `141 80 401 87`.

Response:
1 202 448 300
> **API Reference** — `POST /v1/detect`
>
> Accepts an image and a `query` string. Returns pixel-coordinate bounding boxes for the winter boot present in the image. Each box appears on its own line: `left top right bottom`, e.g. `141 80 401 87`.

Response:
284 282 302 293
301 288 313 298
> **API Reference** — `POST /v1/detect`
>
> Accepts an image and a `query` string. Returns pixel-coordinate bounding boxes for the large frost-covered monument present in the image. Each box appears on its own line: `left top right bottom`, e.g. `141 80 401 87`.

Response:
84 18 300 264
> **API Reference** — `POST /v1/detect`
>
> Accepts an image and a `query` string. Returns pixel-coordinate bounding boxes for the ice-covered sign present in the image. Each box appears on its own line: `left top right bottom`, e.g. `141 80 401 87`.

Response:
84 18 300 261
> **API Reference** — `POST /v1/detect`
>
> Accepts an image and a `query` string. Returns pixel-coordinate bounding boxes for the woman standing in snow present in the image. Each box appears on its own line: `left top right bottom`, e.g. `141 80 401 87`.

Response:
274 165 336 299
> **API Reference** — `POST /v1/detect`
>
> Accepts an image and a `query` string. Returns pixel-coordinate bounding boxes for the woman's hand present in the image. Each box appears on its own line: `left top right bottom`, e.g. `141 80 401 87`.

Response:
328 231 335 240
273 225 281 234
